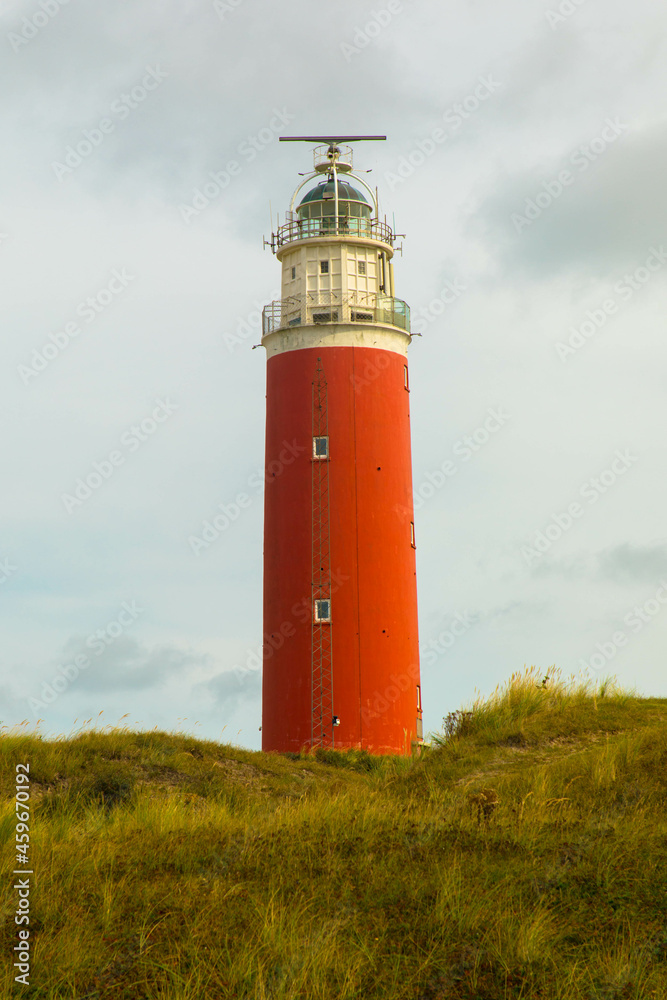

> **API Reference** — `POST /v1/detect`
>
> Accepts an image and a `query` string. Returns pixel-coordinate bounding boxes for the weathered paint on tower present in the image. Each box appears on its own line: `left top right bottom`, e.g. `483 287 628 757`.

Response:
261 138 422 756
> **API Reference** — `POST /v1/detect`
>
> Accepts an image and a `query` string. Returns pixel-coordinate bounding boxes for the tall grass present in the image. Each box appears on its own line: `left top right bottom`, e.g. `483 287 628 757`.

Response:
433 664 643 749
0 670 665 998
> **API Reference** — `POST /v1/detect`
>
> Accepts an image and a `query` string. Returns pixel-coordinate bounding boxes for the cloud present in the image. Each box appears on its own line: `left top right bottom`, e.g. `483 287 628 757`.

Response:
597 542 667 584
195 664 261 712
467 122 667 279
2 0 667 753
528 543 667 584
57 635 211 693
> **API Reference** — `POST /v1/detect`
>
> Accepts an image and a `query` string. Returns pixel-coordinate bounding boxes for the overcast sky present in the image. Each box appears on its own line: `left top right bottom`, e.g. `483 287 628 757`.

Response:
2 0 666 750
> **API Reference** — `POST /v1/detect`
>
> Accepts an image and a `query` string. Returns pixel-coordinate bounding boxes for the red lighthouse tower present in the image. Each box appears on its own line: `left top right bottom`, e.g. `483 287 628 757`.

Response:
261 136 422 757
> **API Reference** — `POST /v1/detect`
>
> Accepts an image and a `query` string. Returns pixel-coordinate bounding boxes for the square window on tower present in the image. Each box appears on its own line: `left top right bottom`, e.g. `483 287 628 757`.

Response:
314 599 331 623
358 260 366 275
291 266 296 279
313 436 329 459
320 260 329 274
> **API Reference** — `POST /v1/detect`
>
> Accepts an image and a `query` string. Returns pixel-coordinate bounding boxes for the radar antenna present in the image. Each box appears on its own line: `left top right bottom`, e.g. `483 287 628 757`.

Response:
279 135 386 143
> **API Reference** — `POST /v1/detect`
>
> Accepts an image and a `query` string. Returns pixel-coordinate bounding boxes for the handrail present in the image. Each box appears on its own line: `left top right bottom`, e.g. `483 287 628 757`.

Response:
313 144 354 171
273 217 395 249
262 291 410 336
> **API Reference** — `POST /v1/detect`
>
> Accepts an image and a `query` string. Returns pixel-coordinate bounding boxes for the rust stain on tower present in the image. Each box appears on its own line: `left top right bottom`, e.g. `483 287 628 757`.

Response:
261 136 422 756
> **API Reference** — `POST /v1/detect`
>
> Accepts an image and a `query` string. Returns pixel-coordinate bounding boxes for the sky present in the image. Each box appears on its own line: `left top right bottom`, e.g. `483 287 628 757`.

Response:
2 0 666 751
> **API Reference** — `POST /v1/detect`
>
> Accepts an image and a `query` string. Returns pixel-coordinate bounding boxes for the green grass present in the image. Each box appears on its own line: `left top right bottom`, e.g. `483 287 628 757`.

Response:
1 665 666 999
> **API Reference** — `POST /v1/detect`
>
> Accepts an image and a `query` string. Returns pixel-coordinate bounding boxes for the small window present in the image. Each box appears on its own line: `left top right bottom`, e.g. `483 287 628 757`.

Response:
404 365 409 390
313 435 329 459
410 521 416 548
416 685 422 711
320 260 329 274
358 260 366 275
314 599 331 623
291 266 296 279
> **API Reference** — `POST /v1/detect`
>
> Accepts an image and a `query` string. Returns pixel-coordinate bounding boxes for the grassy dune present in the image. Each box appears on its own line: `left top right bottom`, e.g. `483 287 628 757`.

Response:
1 665 666 999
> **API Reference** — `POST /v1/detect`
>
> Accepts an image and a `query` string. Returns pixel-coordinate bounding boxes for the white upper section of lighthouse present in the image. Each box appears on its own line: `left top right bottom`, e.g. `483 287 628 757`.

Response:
262 140 411 355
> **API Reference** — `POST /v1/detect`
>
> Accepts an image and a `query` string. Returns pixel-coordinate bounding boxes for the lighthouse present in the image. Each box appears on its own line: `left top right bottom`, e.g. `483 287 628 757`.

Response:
260 135 422 757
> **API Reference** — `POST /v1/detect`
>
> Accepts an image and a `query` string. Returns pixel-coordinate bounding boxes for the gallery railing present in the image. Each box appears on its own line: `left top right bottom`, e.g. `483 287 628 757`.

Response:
272 216 395 248
262 291 410 336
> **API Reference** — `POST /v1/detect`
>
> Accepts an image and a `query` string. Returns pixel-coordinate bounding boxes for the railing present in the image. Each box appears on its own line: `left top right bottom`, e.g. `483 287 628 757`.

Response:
313 143 353 171
273 217 395 248
262 292 410 337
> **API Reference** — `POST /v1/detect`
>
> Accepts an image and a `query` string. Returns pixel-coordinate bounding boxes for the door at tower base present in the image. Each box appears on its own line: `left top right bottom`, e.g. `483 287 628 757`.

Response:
261 342 421 756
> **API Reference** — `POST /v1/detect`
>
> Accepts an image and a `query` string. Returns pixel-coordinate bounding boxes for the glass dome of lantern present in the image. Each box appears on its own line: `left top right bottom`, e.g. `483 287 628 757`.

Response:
295 178 373 237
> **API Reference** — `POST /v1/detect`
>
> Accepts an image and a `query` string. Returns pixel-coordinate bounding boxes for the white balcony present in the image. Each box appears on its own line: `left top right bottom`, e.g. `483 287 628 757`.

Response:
262 291 410 337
